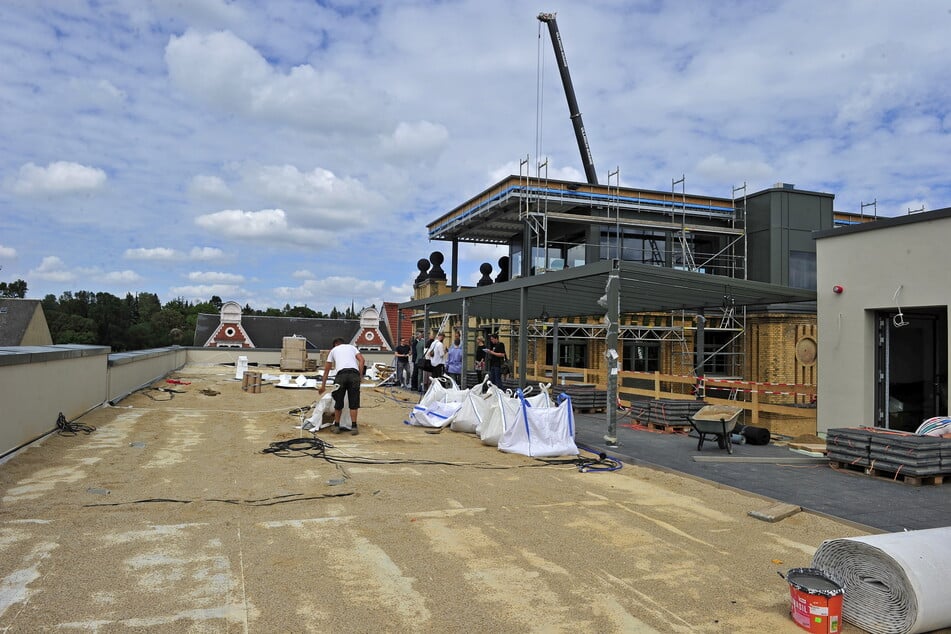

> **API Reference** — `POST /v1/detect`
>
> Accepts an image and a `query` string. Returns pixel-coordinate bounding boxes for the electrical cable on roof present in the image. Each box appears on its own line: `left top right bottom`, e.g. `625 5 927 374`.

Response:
259 436 620 473
55 412 96 436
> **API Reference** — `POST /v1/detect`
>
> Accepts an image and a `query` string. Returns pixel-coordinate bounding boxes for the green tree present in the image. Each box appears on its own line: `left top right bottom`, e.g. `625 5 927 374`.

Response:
0 279 28 298
151 303 187 347
91 292 128 350
137 292 162 322
50 313 97 344
285 305 320 318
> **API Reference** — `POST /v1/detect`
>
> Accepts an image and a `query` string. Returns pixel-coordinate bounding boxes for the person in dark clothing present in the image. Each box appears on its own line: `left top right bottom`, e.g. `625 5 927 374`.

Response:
485 333 506 387
394 338 411 388
410 331 422 391
474 335 486 383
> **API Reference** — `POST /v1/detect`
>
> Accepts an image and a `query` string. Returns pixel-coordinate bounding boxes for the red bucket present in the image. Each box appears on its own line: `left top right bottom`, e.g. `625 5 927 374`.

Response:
786 568 843 634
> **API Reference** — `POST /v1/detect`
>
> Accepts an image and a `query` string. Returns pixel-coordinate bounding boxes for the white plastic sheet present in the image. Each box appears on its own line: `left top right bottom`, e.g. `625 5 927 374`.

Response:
302 390 352 430
811 527 951 634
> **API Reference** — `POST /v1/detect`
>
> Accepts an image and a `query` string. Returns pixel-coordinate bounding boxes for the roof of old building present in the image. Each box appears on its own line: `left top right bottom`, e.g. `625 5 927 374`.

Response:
0 299 51 346
193 313 396 350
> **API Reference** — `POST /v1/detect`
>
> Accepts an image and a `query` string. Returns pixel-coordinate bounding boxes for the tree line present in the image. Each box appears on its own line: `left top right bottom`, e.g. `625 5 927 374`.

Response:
0 278 359 351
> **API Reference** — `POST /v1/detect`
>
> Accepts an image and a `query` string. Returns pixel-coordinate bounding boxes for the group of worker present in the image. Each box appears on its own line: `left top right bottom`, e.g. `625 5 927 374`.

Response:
392 330 507 392
312 331 508 437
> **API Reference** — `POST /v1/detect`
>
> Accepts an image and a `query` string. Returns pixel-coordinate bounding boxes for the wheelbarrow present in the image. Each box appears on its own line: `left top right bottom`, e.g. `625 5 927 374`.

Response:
689 405 743 454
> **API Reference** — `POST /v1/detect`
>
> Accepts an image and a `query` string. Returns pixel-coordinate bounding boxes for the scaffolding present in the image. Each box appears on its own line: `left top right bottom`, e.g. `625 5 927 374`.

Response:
505 161 751 381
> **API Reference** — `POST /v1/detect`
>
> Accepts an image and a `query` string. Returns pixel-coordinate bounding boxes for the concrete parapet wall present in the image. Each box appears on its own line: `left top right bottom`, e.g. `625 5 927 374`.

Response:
0 345 110 456
1 346 396 457
107 347 188 403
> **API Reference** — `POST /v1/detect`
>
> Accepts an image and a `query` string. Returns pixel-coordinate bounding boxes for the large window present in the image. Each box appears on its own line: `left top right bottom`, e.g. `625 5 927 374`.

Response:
599 228 666 265
623 342 659 372
701 331 741 377
789 250 816 289
546 341 588 368
532 246 564 272
566 243 586 268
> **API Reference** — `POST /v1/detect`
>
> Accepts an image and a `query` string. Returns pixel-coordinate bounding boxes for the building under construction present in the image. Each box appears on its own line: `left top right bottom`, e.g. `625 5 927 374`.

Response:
400 12 866 437
401 174 861 437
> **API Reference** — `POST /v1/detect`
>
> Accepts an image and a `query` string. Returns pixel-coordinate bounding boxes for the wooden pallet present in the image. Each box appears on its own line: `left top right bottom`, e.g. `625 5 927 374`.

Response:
829 461 949 486
638 421 691 434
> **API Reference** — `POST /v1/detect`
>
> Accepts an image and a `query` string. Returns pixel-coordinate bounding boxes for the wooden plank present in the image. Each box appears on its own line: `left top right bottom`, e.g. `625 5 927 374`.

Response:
748 503 801 523
787 442 827 454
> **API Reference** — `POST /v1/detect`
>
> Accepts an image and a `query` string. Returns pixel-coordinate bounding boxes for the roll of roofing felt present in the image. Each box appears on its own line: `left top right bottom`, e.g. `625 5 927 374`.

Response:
811 527 951 634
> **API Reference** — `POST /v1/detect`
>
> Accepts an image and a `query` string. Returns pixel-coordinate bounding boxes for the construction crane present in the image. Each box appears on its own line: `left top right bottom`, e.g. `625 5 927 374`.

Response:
537 12 598 185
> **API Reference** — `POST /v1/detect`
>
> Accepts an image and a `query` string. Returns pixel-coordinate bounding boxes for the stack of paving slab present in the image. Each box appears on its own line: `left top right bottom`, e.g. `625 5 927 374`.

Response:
628 398 706 429
493 379 607 412
827 427 951 477
554 383 607 411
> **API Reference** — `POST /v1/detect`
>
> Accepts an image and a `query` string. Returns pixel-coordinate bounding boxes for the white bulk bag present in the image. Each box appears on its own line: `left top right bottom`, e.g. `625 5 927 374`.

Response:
408 376 466 428
477 384 552 447
450 376 495 433
499 391 578 458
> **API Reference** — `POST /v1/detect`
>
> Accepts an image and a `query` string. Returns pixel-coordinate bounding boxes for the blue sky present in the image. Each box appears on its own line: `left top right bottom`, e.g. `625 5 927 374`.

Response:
1 0 950 313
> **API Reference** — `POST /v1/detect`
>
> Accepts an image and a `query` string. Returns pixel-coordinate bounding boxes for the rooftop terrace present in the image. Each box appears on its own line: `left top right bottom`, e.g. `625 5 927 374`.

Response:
0 361 877 632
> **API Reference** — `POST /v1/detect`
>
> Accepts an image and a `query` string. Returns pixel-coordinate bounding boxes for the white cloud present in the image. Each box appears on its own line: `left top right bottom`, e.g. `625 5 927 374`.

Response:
0 245 17 259
165 30 379 133
4 1 951 306
695 154 773 184
188 174 232 200
66 78 127 109
125 246 225 261
194 208 334 247
149 0 246 28
380 121 450 160
12 162 107 196
186 271 244 283
169 283 247 301
99 270 142 284
125 247 178 260
292 269 314 279
29 256 75 283
243 164 384 228
487 160 583 186
189 246 225 260
271 275 387 311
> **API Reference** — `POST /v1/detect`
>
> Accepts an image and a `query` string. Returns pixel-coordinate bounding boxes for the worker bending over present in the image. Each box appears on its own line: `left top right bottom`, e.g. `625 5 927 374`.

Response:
318 338 365 435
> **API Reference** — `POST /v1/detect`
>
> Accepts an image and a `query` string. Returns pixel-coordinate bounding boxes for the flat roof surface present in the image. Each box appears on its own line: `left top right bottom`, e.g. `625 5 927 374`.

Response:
1 365 878 632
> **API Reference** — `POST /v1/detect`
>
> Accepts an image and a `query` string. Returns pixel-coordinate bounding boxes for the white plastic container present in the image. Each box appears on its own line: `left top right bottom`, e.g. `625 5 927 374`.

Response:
235 355 249 380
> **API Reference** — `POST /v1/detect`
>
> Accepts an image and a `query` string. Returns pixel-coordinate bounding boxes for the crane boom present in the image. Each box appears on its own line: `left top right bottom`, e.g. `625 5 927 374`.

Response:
537 12 598 185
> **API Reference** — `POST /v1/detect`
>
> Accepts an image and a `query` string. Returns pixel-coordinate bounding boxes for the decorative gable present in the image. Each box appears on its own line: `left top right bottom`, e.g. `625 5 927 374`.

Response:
204 322 254 348
203 301 254 347
350 306 391 351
